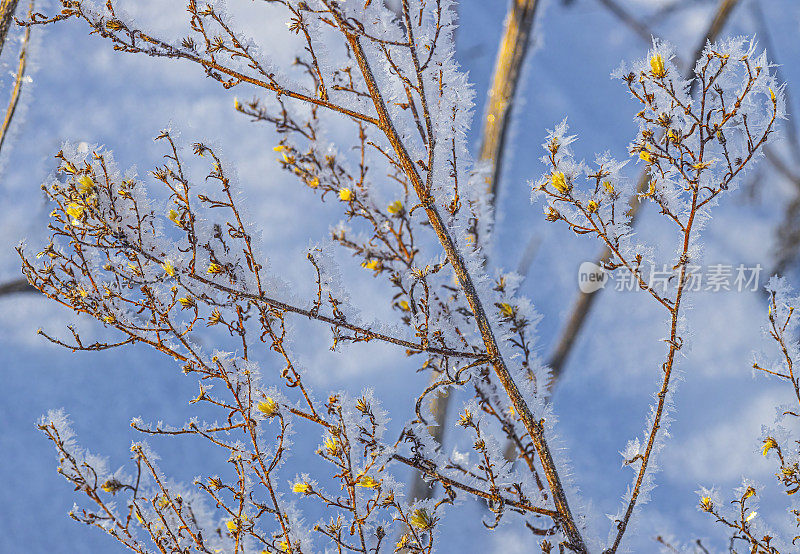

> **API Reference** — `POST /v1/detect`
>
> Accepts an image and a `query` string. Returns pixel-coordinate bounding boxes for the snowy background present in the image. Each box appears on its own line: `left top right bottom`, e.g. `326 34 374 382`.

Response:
1 0 799 551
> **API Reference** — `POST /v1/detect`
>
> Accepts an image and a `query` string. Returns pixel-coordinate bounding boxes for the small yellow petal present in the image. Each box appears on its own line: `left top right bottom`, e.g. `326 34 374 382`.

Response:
257 398 279 417
162 261 176 277
550 172 570 194
77 174 95 194
387 200 404 215
650 54 666 78
292 482 310 494
356 474 379 488
338 188 353 202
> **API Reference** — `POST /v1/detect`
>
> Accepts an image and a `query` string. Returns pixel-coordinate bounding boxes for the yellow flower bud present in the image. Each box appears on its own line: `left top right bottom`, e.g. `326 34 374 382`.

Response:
587 200 599 214
65 203 84 221
338 188 353 201
162 261 176 277
207 262 224 275
292 482 311 494
650 54 666 78
77 174 95 195
362 259 381 272
762 437 778 456
550 171 570 194
356 474 379 488
257 398 279 417
387 200 404 215
409 508 434 530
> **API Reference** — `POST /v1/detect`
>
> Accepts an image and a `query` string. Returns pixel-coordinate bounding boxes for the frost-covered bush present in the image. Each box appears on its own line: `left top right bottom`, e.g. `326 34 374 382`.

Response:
16 1 788 553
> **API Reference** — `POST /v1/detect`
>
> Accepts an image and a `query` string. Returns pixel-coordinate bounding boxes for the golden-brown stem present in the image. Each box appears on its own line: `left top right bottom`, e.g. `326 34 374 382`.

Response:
339 14 586 551
0 0 31 153
0 0 20 55
547 0 741 383
478 0 540 199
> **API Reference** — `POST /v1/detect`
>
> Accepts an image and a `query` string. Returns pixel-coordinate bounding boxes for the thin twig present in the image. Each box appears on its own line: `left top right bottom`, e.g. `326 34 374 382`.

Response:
548 0 742 382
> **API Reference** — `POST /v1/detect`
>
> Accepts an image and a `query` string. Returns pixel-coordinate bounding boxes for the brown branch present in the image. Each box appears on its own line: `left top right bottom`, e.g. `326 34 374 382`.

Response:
330 6 585 549
478 0 541 199
548 0 741 383
0 276 33 296
0 0 32 153
0 0 20 55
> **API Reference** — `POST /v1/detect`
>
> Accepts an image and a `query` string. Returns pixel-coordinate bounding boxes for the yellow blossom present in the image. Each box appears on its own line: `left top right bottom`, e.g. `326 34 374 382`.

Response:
745 511 758 523
278 541 290 552
650 54 666 78
100 479 123 493
550 171 570 194
545 206 560 222
458 409 473 427
66 203 84 221
168 209 181 226
587 200 599 214
307 176 319 188
273 145 285 152
77 174 95 194
226 520 239 534
162 261 176 277
769 87 776 102
639 150 652 163
743 486 756 500
699 496 713 512
362 259 381 272
178 296 195 309
762 437 778 456
603 181 615 195
257 398 279 417
498 303 515 318
62 161 77 174
356 474 379 488
292 482 311 494
387 200 404 215
207 308 222 326
398 300 410 311
339 188 353 201
207 262 224 274
323 434 338 455
409 508 434 530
